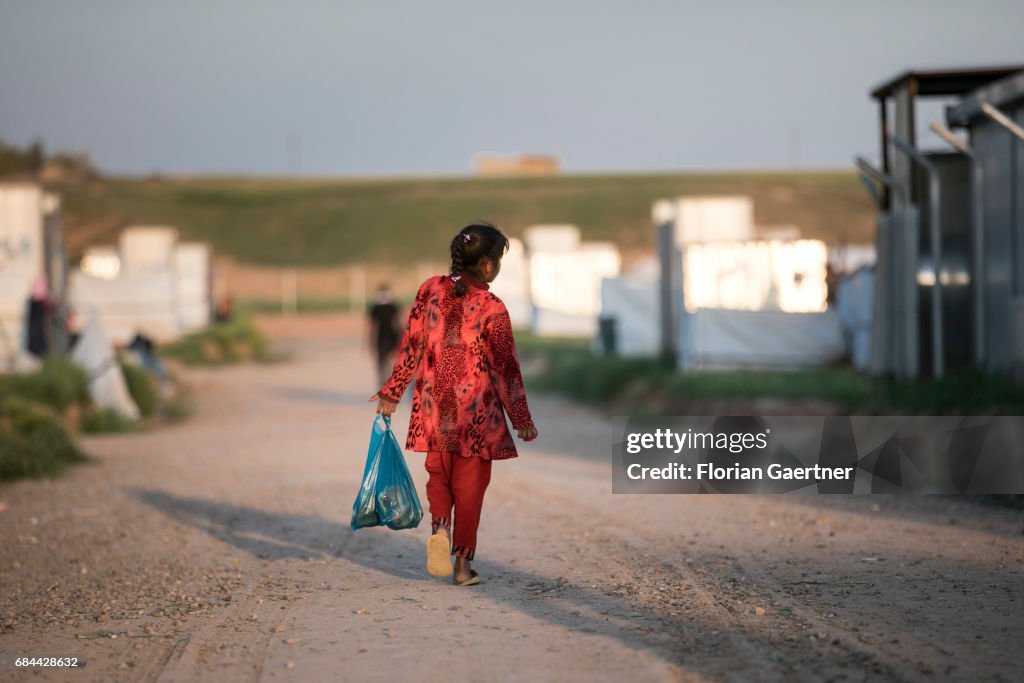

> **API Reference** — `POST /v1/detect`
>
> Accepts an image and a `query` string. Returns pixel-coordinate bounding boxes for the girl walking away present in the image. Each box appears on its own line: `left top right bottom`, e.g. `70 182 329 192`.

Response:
369 222 538 586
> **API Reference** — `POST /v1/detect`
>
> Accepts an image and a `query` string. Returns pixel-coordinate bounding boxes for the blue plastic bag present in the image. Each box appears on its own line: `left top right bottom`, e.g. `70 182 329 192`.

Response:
351 415 423 531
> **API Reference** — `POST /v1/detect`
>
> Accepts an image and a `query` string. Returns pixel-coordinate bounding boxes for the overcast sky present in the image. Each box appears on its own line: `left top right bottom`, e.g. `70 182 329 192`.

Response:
1 0 1022 175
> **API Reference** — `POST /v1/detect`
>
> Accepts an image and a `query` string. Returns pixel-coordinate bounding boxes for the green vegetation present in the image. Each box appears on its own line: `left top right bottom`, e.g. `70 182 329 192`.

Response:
0 138 45 176
161 316 272 365
1 137 100 181
236 295 416 316
56 172 873 266
80 408 139 434
236 296 359 315
0 357 91 412
0 397 87 481
0 356 193 482
523 347 870 413
120 361 159 418
874 369 1024 415
519 336 1024 415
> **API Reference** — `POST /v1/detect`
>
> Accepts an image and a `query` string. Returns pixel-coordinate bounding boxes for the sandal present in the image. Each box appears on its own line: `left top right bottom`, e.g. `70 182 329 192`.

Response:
452 569 480 586
426 534 453 577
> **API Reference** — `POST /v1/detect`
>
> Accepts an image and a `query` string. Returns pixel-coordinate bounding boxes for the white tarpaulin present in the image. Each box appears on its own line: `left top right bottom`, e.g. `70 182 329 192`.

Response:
71 229 214 343
70 270 180 343
0 264 35 365
120 226 178 273
837 267 874 370
529 242 621 336
0 264 41 370
684 240 829 313
523 224 580 254
671 196 754 245
80 246 121 280
0 185 45 366
174 242 211 331
599 276 659 356
0 183 44 265
828 244 877 273
681 308 845 369
488 238 531 328
71 311 140 420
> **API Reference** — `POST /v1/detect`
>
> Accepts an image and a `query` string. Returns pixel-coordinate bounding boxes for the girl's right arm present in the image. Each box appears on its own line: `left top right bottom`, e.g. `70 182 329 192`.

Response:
373 281 431 405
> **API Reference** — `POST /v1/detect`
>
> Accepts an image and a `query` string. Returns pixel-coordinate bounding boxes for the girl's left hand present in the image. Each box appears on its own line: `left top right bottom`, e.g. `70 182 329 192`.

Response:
369 392 398 417
517 425 538 442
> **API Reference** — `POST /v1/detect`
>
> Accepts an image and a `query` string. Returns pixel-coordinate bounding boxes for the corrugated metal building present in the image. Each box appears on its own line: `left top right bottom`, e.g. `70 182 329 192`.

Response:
858 66 1024 380
946 71 1024 377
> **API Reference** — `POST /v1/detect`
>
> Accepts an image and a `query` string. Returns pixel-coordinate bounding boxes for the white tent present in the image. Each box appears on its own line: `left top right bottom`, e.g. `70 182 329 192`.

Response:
120 226 179 273
828 244 877 273
684 239 829 313
0 183 44 266
681 308 845 369
70 227 213 343
836 267 874 370
70 270 180 343
523 224 581 254
174 242 212 331
488 238 531 328
599 275 659 356
669 196 755 245
529 242 621 336
71 311 140 420
0 184 49 369
0 264 35 367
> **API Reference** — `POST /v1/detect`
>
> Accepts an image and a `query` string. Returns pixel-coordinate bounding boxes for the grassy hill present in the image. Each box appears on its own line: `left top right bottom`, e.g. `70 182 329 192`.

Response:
56 171 875 266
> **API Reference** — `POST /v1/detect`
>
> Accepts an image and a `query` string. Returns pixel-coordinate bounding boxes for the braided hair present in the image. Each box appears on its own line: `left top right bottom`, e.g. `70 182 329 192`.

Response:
449 222 510 297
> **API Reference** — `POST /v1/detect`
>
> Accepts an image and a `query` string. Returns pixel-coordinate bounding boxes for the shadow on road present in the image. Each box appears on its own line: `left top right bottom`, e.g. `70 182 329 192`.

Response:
130 486 909 680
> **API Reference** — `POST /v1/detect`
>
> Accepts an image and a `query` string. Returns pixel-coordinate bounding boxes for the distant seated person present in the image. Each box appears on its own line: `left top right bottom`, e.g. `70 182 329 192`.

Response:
215 293 234 324
128 331 168 383
367 284 401 387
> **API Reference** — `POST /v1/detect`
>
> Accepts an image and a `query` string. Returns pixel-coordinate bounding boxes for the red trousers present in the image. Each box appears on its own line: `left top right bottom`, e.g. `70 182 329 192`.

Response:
424 451 492 560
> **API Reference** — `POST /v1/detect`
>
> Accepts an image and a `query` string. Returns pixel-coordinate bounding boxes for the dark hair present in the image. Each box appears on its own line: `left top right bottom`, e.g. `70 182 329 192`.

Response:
449 222 509 297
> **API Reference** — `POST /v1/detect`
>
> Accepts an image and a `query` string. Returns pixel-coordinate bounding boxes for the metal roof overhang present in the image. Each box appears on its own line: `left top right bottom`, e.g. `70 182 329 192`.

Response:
946 71 1024 126
871 66 1024 100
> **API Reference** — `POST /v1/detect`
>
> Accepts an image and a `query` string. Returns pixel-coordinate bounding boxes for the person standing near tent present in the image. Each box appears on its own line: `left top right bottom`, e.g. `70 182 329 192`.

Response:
366 283 401 387
369 222 538 585
26 274 51 358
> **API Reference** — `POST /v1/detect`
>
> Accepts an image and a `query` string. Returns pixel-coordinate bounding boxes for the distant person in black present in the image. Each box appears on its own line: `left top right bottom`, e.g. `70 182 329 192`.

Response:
26 275 50 358
367 284 401 387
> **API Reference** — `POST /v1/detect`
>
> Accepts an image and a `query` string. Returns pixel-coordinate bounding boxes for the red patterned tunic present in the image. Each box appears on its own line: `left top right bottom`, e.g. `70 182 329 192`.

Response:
378 274 534 460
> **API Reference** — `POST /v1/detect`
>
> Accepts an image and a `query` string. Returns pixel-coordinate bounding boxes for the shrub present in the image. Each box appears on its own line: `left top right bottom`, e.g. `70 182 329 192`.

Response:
161 317 271 366
0 397 87 481
120 361 159 418
0 358 90 412
80 408 139 434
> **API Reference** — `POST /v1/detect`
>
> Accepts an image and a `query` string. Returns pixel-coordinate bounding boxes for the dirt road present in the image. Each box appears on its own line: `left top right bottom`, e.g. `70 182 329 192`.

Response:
2 314 1022 682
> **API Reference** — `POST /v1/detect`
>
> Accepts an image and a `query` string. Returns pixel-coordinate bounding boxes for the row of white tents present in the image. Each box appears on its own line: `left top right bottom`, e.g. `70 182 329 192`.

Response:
4 180 876 392
501 196 875 370
0 182 212 418
489 225 622 336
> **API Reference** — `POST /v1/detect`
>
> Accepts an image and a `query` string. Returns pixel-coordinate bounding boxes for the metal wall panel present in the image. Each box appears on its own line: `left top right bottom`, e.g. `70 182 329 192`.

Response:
973 121 1016 370
915 154 972 373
